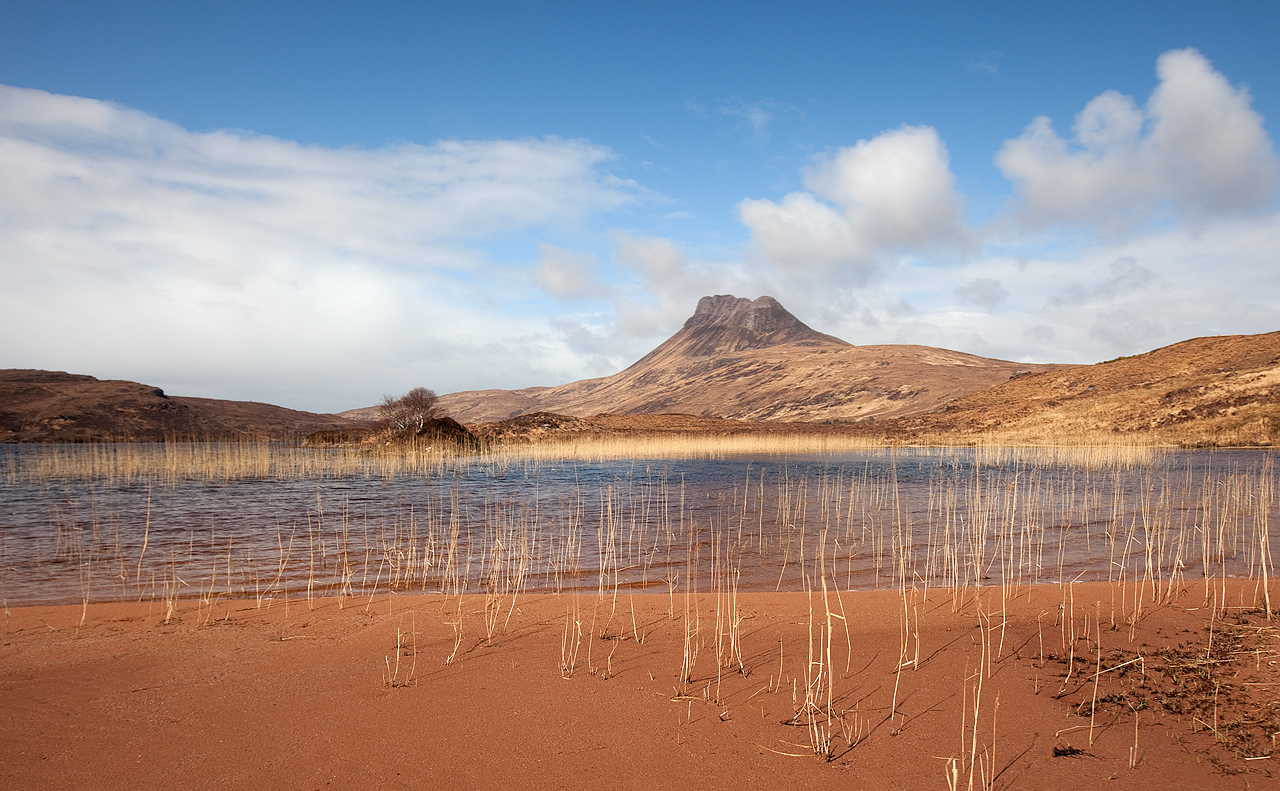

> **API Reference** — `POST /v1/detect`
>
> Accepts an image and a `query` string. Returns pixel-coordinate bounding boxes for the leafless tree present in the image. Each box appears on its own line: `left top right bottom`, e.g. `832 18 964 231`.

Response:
378 387 442 436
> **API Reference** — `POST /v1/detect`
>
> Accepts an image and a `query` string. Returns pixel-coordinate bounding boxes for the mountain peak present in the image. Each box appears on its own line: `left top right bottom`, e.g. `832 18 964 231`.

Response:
432 292 1064 423
672 294 848 357
686 295 782 328
613 295 850 374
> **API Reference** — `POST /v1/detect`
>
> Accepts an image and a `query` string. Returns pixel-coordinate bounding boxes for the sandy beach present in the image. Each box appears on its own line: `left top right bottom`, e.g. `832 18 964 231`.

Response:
2 581 1275 790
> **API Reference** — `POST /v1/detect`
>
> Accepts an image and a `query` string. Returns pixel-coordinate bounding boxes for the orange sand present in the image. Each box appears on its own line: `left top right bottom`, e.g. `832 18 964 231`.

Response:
2 582 1275 789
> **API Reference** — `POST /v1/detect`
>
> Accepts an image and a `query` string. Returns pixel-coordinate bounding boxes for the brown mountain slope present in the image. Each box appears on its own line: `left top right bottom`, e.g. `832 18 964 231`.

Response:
880 331 1280 445
430 295 1060 423
0 370 359 442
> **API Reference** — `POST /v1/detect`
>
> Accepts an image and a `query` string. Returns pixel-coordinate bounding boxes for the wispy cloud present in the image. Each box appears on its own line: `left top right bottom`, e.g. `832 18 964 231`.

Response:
0 84 639 408
965 51 1003 76
683 99 708 117
717 99 777 131
534 243 609 301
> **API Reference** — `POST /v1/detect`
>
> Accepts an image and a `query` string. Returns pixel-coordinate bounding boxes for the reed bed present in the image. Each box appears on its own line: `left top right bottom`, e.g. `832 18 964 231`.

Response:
479 432 889 463
964 440 1166 470
0 440 454 485
474 433 1171 468
5 445 1274 614
1 434 892 485
1 435 1172 488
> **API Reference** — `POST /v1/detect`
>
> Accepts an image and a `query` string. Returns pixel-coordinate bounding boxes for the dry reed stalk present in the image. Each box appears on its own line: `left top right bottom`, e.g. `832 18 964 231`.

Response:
1129 703 1141 769
1088 604 1102 745
134 487 151 596
1260 458 1274 618
444 594 464 665
941 755 961 791
679 534 701 687
962 599 993 791
561 594 584 678
818 533 837 755
77 555 90 629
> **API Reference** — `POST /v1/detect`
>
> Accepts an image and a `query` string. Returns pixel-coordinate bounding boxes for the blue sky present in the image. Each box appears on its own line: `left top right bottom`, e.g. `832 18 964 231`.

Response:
2 1 1279 412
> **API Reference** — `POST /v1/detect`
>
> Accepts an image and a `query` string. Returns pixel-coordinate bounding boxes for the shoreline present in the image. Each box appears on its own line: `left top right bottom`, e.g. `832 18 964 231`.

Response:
3 581 1275 789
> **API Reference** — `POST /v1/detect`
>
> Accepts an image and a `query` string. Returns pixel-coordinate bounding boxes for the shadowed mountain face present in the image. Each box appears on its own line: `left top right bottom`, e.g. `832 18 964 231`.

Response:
419 295 1059 423
0 370 358 442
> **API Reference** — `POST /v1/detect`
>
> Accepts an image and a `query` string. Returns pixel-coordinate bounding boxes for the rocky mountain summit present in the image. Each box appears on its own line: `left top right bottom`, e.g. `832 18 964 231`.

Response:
423 294 1058 423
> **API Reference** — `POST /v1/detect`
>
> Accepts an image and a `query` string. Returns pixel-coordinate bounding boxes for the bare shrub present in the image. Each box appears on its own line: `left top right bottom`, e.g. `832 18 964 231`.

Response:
379 387 442 438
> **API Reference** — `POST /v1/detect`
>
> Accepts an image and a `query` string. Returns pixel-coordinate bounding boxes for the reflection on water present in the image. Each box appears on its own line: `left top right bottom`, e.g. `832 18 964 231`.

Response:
0 444 1276 605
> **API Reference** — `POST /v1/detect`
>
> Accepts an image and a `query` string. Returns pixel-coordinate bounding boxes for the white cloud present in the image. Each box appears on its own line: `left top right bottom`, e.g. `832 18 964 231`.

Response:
737 191 862 273
4 46 1279 412
997 48 1280 231
710 49 1280 367
609 232 745 338
534 243 608 301
737 125 968 283
0 84 639 409
817 209 1280 365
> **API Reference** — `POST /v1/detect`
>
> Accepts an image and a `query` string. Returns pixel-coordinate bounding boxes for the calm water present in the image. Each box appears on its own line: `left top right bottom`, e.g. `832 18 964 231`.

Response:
0 445 1276 605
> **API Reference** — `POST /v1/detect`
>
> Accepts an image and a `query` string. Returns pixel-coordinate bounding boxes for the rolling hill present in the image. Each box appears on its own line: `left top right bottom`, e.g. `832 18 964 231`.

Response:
879 331 1280 445
401 295 1062 423
0 370 358 442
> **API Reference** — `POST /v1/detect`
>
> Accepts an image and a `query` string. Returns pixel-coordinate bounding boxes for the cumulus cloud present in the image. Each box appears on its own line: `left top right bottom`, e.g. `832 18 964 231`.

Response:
737 125 968 283
832 208 1280 366
609 232 743 337
714 49 1280 368
0 84 638 408
997 48 1280 230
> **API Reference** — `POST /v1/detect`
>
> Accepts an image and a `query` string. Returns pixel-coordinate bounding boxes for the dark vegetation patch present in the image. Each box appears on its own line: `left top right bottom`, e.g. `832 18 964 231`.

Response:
1046 608 1280 773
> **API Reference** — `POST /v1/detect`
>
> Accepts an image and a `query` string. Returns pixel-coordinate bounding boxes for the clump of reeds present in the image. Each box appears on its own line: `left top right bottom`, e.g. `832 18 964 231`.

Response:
383 612 418 687
7 440 459 486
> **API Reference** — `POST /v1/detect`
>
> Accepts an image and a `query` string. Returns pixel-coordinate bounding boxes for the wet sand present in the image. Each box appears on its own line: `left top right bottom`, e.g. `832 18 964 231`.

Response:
2 582 1276 790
